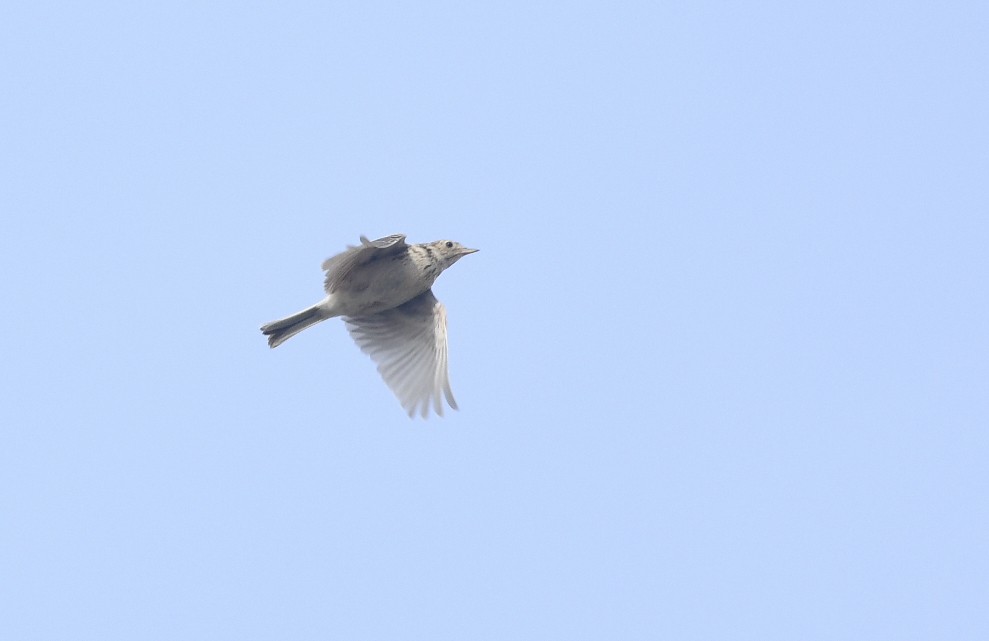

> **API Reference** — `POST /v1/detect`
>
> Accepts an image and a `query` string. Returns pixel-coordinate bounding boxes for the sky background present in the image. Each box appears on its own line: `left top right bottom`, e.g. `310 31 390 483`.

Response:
2 1 987 639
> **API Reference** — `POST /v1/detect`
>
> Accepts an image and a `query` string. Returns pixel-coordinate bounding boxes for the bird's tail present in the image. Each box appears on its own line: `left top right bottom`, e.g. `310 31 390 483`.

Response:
261 304 329 348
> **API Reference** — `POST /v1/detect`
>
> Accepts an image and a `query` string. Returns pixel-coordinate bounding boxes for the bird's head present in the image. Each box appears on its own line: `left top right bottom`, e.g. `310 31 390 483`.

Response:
431 240 479 268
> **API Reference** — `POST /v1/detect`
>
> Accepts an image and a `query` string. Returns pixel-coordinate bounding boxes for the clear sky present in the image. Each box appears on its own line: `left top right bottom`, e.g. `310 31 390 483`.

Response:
2 2 987 639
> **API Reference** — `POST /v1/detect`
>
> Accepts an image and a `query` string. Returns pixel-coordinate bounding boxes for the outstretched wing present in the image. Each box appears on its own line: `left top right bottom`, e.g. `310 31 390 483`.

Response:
322 233 407 293
344 289 458 418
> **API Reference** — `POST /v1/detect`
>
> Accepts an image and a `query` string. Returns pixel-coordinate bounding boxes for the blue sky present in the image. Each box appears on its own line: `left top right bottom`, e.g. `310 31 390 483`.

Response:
2 1 987 639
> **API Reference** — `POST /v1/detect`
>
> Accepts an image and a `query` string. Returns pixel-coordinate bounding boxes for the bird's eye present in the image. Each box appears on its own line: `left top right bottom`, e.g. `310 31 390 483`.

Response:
445 241 453 248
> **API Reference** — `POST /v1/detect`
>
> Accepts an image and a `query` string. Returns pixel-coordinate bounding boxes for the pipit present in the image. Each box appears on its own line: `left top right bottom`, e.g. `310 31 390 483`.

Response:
261 233 478 418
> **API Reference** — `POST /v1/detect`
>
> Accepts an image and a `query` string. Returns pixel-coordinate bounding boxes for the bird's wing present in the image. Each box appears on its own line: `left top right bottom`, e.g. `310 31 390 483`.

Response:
322 233 408 293
344 289 458 418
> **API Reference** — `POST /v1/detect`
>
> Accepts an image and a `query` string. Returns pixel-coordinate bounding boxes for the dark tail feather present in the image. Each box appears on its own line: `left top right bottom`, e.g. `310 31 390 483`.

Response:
261 305 327 348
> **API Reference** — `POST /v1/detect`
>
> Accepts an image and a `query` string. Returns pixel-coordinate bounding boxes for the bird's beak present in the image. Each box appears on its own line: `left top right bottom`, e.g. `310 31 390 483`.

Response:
461 247 479 255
